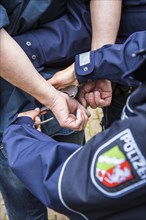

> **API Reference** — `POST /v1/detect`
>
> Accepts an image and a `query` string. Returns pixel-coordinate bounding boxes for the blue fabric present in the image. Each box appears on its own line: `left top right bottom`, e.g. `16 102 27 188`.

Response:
1 0 91 69
122 0 146 6
3 83 146 220
75 31 146 85
0 0 92 142
0 68 75 144
0 150 48 220
0 0 67 34
60 85 146 219
118 0 146 41
103 0 146 129
2 34 146 219
1 2 146 220
0 2 91 219
0 5 9 29
13 0 91 69
3 116 79 215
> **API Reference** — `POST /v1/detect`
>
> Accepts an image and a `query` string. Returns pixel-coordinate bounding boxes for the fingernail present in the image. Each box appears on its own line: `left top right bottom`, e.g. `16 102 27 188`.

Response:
99 99 104 103
35 107 40 111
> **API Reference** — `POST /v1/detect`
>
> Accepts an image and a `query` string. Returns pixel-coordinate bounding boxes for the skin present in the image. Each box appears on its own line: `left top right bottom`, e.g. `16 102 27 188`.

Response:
48 0 122 108
0 28 89 131
77 80 112 109
18 108 42 131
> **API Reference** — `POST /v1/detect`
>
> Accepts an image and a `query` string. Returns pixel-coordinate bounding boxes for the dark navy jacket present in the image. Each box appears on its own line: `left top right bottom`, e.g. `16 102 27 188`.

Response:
0 0 67 34
75 31 146 85
0 0 91 69
3 31 146 220
0 0 91 143
118 0 146 42
1 0 146 142
1 0 146 69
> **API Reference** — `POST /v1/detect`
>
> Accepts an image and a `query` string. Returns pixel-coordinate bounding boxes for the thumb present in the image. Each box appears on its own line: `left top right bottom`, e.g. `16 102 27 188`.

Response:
30 108 40 118
48 76 56 86
18 108 40 119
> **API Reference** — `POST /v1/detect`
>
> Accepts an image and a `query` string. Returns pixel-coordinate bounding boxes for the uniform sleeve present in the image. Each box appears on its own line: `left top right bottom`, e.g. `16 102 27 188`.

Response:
59 101 146 219
13 0 91 69
2 116 79 215
2 82 146 219
0 5 9 29
75 31 146 86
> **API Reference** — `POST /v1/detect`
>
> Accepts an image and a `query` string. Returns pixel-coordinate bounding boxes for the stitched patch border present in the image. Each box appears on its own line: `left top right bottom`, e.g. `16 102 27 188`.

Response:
90 129 146 198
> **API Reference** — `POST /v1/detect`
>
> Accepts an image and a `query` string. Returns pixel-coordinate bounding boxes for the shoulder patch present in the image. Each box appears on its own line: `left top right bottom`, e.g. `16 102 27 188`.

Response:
91 129 146 197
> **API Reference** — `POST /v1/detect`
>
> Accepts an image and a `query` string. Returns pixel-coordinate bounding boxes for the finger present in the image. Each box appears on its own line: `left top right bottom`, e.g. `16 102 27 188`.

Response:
34 115 41 123
34 116 41 131
94 91 104 107
48 77 61 90
75 100 90 118
18 108 40 119
81 108 89 129
75 108 88 131
68 101 89 130
78 96 87 108
85 92 100 108
61 110 83 131
67 94 90 118
39 106 49 115
77 108 88 130
80 104 91 117
80 108 89 130
74 102 90 130
99 96 112 107
28 108 40 119
104 96 112 106
98 99 106 108
94 91 109 108
48 76 57 86
79 110 86 131
73 109 83 131
81 81 95 93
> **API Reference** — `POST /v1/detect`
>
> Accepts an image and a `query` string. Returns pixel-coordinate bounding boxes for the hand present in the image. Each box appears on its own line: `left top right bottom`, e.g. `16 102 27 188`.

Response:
48 63 78 90
77 80 112 108
49 91 90 131
18 108 42 131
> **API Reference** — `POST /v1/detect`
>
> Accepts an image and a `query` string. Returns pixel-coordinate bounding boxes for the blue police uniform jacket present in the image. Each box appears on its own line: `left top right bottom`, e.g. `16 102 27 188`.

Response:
118 0 146 42
75 31 146 85
1 0 146 142
0 0 91 143
0 0 91 68
3 31 146 220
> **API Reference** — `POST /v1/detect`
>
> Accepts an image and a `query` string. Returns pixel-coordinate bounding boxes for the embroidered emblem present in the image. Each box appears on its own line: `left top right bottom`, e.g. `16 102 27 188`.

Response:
96 146 133 188
91 129 146 197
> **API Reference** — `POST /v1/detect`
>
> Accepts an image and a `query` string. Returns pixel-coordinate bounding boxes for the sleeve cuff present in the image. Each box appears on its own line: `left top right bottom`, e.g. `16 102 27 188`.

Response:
75 51 95 84
13 116 34 127
13 32 44 69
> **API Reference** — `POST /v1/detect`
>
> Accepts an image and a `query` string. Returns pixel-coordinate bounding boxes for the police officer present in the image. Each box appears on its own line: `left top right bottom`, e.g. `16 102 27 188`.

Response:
3 31 146 220
0 1 91 219
0 0 124 219
102 0 146 128
48 0 146 130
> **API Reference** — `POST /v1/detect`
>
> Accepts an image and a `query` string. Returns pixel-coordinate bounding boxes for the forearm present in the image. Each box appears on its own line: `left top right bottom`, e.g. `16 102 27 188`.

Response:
47 1 122 94
75 31 146 86
3 86 146 217
0 28 57 107
90 0 122 49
